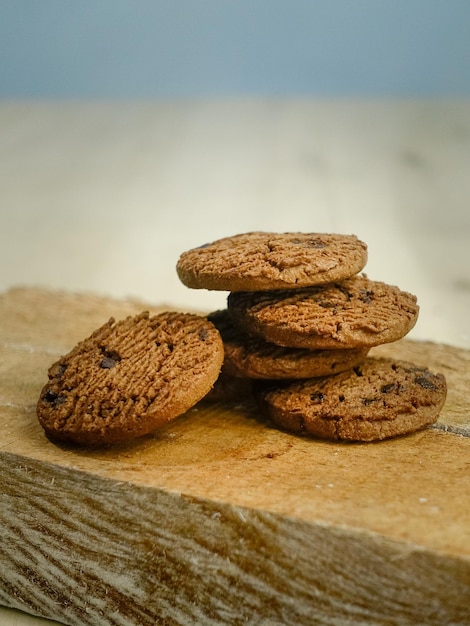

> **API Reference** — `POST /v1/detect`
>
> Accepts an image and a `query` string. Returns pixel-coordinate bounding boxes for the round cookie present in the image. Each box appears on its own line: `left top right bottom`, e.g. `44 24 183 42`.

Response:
177 232 367 291
258 357 447 442
228 276 419 350
37 311 224 445
208 309 369 380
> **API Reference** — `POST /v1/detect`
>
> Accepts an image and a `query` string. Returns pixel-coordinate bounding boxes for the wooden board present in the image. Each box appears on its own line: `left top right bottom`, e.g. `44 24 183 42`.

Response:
0 287 469 625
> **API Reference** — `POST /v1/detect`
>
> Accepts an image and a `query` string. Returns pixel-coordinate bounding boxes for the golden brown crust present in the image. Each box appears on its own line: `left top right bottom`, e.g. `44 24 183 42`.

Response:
208 309 369 379
258 357 447 442
228 276 419 350
36 311 224 445
177 232 367 291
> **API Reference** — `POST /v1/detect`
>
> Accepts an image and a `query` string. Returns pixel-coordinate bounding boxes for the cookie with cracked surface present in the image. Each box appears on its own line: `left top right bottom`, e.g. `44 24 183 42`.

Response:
228 276 419 350
208 309 369 380
177 232 367 291
37 311 224 446
257 357 447 442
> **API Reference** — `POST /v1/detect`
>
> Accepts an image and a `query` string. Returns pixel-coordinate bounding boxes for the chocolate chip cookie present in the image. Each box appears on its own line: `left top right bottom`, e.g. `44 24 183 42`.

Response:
177 232 367 291
37 311 224 445
208 309 369 379
258 357 447 441
228 276 419 350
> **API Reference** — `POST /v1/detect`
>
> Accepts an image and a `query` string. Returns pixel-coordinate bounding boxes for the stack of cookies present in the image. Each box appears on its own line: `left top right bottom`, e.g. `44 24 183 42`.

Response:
36 230 447 447
177 232 447 442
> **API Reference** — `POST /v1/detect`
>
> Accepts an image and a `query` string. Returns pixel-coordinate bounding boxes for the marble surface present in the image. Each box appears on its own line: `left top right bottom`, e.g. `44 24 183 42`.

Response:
1 99 469 625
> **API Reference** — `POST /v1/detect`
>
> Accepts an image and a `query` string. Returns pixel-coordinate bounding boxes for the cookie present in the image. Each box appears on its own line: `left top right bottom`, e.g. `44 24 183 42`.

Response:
228 276 419 350
208 309 369 380
37 311 224 445
177 232 367 291
257 357 447 442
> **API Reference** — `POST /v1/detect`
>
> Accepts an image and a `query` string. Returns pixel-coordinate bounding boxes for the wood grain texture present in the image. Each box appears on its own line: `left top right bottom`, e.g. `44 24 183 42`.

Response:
0 287 469 625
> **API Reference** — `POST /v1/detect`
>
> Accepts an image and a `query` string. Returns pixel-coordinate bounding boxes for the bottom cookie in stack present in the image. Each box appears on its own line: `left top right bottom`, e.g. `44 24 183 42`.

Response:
256 358 447 442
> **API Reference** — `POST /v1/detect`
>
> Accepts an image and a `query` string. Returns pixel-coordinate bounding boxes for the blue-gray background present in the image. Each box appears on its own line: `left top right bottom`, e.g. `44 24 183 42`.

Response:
1 0 470 97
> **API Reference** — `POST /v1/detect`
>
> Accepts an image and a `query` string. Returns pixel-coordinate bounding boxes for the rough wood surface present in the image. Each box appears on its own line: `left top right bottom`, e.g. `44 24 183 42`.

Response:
0 287 469 625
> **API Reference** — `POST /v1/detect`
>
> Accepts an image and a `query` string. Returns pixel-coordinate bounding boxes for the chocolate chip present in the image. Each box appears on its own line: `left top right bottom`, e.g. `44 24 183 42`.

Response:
310 392 324 404
415 376 437 390
100 357 118 369
353 366 363 377
44 389 57 402
44 389 66 405
100 347 121 362
362 397 378 406
58 364 67 377
381 383 397 394
336 284 354 300
307 239 327 249
289 238 326 250
198 328 208 342
49 363 67 379
99 346 121 368
358 289 374 304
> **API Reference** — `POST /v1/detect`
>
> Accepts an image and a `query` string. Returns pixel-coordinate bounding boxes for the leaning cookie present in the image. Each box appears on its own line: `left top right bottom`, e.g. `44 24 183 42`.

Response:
177 232 367 291
257 357 447 442
208 309 369 379
228 276 419 350
37 311 224 445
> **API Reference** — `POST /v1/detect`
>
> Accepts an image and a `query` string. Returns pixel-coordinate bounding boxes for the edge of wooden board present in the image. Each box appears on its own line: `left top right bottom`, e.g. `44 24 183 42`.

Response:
1 448 469 626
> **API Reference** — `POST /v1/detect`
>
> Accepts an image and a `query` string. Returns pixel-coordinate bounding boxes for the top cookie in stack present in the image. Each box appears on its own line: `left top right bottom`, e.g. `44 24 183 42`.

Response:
176 232 368 291
176 232 446 441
